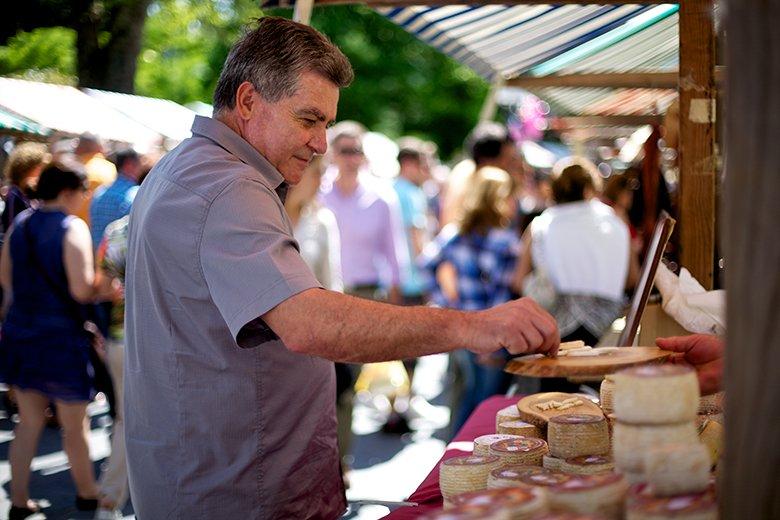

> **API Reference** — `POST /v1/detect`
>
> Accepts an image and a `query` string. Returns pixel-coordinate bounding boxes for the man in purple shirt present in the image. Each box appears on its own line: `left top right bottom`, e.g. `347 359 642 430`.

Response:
125 16 559 519
321 121 403 304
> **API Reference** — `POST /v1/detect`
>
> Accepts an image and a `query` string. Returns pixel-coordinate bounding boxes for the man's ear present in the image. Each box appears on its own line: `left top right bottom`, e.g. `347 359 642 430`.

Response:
235 81 260 121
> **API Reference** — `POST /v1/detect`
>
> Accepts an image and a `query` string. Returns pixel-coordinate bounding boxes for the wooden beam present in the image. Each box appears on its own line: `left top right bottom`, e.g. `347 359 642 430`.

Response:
677 0 717 289
507 72 679 89
722 1 780 517
313 0 670 6
552 115 662 128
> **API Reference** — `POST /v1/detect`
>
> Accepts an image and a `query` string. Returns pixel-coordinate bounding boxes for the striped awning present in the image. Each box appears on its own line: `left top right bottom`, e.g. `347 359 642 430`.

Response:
0 106 52 139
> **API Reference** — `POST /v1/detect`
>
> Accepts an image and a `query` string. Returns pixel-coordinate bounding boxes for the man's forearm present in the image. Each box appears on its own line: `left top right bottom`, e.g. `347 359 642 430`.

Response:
264 288 474 363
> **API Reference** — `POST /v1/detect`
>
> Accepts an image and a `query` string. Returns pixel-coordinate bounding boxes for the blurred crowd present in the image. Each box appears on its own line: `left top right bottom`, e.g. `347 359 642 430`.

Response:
0 117 667 515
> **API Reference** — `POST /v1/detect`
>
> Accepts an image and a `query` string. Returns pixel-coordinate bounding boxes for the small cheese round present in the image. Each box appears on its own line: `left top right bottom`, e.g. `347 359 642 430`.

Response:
600 376 615 414
547 472 629 520
547 414 610 459
627 482 717 520
440 455 502 501
643 443 711 496
473 434 522 456
560 455 614 475
489 437 548 466
613 421 699 473
487 465 551 489
449 487 546 518
613 365 699 424
496 403 523 430
497 420 543 438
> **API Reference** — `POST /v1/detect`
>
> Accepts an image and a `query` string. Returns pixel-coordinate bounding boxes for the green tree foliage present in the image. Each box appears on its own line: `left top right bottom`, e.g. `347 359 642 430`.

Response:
0 27 76 84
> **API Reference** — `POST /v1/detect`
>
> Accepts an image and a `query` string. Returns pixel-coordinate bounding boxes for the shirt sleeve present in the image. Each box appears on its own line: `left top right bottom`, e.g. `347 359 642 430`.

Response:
200 178 321 348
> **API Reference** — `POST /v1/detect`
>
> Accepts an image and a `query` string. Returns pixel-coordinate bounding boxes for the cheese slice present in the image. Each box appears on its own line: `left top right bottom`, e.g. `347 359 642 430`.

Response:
439 455 502 501
547 414 610 459
644 443 710 496
613 365 699 424
613 421 698 473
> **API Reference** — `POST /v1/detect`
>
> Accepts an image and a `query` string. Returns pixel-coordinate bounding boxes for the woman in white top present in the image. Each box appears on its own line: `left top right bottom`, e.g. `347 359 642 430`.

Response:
515 158 631 348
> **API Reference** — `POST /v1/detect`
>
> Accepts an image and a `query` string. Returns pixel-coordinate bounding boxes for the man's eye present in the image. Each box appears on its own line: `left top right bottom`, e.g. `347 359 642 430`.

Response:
302 118 317 127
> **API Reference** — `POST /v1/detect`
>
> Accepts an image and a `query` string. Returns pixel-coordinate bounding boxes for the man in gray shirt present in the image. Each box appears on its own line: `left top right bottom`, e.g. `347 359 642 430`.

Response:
125 16 559 519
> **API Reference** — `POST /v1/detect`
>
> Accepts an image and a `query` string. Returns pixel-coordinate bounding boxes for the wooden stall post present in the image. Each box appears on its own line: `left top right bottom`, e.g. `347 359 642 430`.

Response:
722 1 780 517
678 0 717 289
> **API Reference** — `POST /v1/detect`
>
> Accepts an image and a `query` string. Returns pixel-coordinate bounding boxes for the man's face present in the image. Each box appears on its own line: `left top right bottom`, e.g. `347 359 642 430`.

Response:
243 71 339 185
331 136 365 176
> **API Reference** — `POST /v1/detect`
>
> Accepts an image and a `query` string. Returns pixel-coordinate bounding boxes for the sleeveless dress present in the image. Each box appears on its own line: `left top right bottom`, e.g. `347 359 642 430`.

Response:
0 209 95 402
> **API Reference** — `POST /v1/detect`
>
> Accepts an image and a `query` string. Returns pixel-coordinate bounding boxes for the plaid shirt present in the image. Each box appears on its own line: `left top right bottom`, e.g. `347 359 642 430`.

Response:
419 224 521 310
97 215 129 340
89 173 138 248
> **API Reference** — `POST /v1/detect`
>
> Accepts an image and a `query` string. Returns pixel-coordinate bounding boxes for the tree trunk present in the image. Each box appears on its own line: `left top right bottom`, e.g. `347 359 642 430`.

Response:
722 0 780 518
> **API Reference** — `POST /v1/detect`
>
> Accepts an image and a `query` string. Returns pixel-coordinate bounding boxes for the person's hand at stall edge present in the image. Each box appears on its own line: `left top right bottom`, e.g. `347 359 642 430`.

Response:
656 334 724 395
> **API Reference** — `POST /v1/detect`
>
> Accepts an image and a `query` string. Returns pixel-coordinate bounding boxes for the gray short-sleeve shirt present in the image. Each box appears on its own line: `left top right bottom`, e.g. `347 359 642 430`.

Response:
125 116 346 519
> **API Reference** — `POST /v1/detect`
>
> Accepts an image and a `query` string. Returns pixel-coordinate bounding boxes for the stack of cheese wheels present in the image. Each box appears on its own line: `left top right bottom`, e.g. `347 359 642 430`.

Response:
488 465 551 489
440 455 502 505
496 403 524 430
599 376 615 415
559 454 614 475
449 487 547 520
547 414 610 460
643 443 710 496
420 504 512 520
546 472 629 520
489 437 548 466
474 434 522 456
498 420 543 438
612 365 706 494
626 482 718 520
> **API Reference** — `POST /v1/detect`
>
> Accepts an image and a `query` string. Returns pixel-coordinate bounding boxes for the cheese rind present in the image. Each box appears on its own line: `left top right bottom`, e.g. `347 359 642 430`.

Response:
489 437 548 466
488 465 550 489
613 422 698 473
599 377 615 414
613 365 699 424
547 414 610 459
497 420 543 438
440 455 502 501
473 434 522 456
543 455 565 471
496 403 523 430
643 443 710 496
560 455 614 475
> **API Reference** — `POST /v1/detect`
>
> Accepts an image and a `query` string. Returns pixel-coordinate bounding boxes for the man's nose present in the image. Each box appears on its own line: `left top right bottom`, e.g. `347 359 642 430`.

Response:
310 127 328 155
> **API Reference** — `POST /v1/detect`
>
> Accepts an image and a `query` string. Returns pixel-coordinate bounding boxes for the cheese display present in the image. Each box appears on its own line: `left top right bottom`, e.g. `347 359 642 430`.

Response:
626 482 718 520
474 434 522 456
440 455 502 502
698 419 723 468
599 376 615 414
542 455 565 471
547 414 610 459
613 421 699 473
498 420 543 438
559 455 614 475
546 472 629 520
643 443 710 496
497 403 524 430
449 487 547 519
489 437 549 466
613 365 699 424
488 465 551 489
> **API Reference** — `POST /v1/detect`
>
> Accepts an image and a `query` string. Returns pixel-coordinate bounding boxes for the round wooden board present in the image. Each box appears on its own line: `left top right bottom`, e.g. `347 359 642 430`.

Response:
504 346 671 378
516 392 604 427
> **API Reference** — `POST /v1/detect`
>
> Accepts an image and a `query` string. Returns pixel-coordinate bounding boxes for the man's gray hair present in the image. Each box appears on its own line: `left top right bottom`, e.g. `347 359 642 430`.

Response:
213 16 353 112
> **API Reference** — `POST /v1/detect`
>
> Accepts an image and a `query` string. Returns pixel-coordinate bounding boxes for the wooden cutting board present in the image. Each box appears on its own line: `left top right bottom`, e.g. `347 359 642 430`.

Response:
516 392 605 427
504 346 671 378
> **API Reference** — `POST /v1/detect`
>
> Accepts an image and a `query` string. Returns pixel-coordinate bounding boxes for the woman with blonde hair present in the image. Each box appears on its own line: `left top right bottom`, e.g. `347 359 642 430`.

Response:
420 166 521 431
1 142 49 234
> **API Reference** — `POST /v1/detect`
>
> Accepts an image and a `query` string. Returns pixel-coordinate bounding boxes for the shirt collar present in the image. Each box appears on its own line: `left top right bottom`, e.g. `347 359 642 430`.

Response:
190 115 286 192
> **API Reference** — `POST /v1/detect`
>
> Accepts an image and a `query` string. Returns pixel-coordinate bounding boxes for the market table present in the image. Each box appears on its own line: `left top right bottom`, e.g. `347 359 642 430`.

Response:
384 395 518 519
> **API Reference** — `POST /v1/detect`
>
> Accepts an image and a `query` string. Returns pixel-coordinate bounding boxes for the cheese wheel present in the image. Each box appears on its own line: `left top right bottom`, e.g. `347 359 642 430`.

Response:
644 443 710 496
440 455 502 501
474 434 522 456
698 419 723 467
449 487 546 519
543 455 565 471
516 470 575 492
560 455 614 475
627 482 717 520
599 377 615 414
613 365 699 424
488 465 551 489
613 421 699 473
421 504 512 519
498 420 543 438
496 403 524 430
490 437 548 466
547 472 629 520
547 414 610 459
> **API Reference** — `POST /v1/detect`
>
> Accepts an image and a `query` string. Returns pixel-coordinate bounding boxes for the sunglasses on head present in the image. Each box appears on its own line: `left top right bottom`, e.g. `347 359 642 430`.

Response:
337 148 364 156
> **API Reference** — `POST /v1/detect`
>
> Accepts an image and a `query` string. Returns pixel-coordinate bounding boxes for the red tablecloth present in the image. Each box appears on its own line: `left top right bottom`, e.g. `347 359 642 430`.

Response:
384 395 518 519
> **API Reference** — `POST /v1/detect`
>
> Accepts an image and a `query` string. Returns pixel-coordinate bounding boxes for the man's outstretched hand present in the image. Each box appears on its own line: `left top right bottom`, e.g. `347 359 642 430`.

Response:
656 334 724 395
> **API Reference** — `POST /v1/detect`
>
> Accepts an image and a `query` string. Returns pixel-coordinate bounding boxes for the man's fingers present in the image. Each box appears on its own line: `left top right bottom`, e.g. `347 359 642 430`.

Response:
521 325 544 352
656 335 695 353
506 331 530 356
